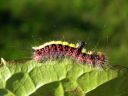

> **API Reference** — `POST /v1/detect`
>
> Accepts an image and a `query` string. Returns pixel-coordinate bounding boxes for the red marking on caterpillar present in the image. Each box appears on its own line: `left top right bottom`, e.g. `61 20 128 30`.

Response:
32 41 108 67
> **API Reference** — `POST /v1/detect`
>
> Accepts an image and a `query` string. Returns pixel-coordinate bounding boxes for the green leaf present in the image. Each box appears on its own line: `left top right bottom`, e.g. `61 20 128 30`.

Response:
0 59 127 96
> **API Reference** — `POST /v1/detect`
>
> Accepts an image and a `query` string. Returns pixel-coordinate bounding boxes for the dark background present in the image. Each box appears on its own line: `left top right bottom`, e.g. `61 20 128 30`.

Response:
0 0 128 66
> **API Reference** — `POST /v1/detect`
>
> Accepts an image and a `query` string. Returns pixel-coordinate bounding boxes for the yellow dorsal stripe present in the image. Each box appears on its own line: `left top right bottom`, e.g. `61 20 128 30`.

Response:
32 41 99 55
32 41 77 50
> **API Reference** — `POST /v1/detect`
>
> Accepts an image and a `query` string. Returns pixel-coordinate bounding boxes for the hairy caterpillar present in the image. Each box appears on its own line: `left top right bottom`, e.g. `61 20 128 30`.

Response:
32 41 108 67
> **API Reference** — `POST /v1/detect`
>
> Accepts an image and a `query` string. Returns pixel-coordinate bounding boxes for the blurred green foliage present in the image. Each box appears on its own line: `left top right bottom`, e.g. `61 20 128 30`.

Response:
0 0 128 66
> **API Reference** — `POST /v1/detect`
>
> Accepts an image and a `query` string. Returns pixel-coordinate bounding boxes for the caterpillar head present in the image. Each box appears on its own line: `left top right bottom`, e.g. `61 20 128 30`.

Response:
96 52 107 65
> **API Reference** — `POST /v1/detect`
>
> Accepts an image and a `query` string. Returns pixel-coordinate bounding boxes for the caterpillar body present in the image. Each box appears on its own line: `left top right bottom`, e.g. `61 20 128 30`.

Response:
32 41 108 67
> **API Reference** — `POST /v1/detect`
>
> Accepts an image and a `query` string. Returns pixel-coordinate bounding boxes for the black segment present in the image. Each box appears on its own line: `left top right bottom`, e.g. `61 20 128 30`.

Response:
77 41 87 51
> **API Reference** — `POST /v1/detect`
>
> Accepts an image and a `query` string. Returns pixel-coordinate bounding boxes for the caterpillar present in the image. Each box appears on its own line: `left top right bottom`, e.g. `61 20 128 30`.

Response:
32 41 108 67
